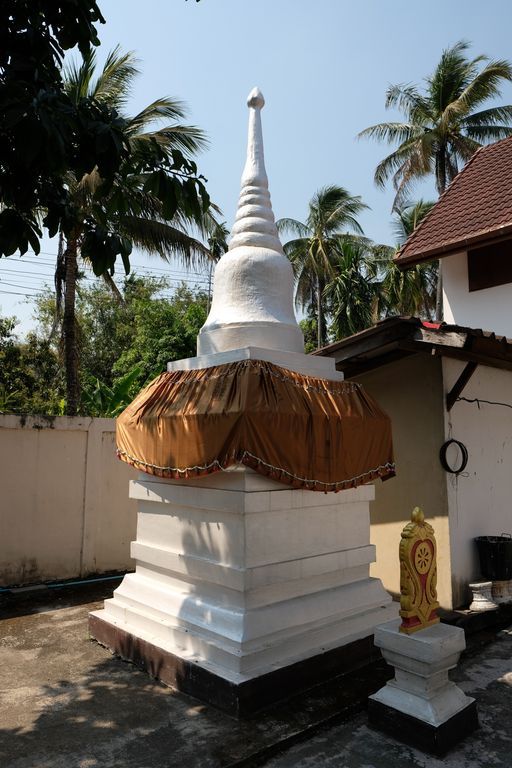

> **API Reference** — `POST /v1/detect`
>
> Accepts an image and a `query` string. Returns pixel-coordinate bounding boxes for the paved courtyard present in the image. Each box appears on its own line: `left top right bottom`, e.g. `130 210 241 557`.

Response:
0 581 511 768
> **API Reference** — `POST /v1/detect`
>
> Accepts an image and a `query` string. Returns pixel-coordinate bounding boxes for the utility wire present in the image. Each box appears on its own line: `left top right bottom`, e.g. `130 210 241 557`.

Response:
456 396 512 411
0 289 41 297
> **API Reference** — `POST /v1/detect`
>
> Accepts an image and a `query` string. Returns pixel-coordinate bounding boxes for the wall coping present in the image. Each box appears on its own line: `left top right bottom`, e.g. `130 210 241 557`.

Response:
0 414 115 431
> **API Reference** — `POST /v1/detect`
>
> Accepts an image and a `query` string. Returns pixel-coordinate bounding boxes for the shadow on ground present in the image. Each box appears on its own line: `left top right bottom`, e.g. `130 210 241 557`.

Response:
2 583 511 768
0 578 125 620
0 587 392 768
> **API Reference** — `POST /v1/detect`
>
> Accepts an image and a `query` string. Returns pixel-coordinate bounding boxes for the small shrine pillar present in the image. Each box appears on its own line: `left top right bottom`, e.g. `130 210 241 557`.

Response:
89 89 397 716
369 509 478 755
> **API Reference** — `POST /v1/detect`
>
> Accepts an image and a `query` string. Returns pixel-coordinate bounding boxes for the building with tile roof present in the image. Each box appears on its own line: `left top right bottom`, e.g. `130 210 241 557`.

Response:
318 142 512 608
396 136 512 337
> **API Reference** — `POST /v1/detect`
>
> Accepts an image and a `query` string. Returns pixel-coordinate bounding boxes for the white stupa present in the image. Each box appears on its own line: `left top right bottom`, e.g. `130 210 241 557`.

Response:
90 88 396 716
170 87 341 379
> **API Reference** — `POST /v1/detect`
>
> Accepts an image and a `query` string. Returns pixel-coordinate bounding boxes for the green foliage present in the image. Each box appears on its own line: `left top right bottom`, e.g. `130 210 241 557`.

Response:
69 275 207 392
280 190 438 345
81 364 143 417
359 40 512 206
376 201 438 320
0 0 129 256
54 47 213 415
0 276 208 416
277 186 368 349
0 316 65 414
207 222 230 262
324 238 379 339
299 318 318 354
358 40 512 319
111 283 208 386
60 48 211 279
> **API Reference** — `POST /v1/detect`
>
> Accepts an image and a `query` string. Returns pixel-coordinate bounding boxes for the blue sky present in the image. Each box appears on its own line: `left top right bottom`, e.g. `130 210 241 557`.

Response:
2 0 512 331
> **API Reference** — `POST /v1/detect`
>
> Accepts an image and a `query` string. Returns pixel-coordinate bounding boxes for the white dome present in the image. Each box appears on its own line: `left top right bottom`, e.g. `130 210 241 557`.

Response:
197 88 304 355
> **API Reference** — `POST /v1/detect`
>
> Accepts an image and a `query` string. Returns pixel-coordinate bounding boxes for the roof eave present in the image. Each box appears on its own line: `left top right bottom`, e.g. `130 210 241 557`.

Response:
316 318 512 378
395 222 512 269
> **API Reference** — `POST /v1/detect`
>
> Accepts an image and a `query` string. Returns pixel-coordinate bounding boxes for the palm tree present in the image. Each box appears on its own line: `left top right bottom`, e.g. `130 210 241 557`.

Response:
392 200 436 246
376 200 437 319
359 40 512 319
56 48 213 415
277 185 368 349
324 237 379 339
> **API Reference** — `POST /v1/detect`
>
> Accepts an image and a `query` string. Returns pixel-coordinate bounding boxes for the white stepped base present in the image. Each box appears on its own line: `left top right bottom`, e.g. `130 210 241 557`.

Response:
93 469 396 684
92 578 395 683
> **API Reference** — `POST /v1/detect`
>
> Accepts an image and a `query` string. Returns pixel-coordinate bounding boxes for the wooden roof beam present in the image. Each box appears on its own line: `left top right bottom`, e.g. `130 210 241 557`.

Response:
446 361 478 412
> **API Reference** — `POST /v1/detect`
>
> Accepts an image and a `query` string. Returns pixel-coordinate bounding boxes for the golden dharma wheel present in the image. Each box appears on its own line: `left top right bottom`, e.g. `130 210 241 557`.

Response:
399 507 440 634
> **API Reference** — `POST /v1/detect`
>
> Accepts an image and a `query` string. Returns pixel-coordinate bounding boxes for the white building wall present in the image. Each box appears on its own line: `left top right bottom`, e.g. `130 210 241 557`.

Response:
442 359 512 606
442 251 512 338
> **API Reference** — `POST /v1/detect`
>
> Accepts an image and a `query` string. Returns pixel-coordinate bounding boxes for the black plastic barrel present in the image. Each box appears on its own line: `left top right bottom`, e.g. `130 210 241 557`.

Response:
475 535 512 580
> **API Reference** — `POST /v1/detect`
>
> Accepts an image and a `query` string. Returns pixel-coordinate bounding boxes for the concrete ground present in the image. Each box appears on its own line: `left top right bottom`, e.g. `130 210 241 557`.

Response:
1 581 511 768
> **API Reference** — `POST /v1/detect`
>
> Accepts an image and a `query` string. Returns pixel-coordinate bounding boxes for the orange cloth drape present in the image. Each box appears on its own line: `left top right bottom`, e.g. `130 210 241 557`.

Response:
116 360 395 492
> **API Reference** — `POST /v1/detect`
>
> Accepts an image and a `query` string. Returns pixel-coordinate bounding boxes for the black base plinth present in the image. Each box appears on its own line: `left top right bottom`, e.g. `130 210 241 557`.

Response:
89 613 381 718
368 698 479 756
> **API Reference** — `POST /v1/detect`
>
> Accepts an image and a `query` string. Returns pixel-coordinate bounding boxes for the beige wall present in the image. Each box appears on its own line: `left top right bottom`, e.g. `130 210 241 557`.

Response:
0 415 137 586
355 354 452 608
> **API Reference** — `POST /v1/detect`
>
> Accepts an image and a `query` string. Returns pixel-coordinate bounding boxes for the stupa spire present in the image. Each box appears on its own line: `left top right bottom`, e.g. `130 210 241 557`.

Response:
229 87 282 252
196 87 304 356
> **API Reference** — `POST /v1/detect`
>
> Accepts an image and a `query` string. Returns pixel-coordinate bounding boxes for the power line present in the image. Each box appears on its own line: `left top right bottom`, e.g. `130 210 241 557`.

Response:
0 266 210 283
0 289 41 297
0 260 210 284
14 250 212 277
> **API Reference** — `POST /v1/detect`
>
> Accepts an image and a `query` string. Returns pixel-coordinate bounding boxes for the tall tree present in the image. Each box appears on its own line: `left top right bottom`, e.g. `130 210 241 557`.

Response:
0 1 128 257
376 200 437 319
324 237 379 339
1 277 209 416
359 40 512 319
392 200 436 246
0 315 65 415
56 48 211 414
277 186 368 349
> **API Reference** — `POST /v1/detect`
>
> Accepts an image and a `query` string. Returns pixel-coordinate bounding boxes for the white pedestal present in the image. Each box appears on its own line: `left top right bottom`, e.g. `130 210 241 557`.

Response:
90 468 396 709
370 619 472 725
368 619 477 754
469 581 498 611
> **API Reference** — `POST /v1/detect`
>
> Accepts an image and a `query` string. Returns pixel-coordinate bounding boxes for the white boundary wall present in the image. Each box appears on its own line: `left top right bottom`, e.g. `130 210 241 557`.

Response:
0 415 137 586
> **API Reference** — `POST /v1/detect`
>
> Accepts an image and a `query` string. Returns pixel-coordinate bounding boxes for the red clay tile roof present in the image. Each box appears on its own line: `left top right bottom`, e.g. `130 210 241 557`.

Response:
396 136 512 267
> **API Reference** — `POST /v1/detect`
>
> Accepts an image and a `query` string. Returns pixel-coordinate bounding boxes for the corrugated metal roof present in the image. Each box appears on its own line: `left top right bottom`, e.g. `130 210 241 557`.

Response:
315 316 512 377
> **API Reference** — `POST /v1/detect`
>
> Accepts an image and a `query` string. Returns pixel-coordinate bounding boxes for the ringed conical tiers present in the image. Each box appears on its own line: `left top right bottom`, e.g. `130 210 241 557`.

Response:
197 88 304 355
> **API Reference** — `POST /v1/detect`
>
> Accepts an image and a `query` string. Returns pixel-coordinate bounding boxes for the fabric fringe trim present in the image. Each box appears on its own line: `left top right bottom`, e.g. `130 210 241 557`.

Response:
116 447 396 493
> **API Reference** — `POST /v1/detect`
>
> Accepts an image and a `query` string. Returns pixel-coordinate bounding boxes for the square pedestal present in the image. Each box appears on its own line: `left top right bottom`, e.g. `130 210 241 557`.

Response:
90 468 397 715
368 619 478 755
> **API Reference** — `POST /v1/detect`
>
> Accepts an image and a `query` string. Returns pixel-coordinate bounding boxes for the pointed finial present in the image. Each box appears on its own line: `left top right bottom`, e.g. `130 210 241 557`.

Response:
229 87 281 251
247 87 265 109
